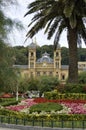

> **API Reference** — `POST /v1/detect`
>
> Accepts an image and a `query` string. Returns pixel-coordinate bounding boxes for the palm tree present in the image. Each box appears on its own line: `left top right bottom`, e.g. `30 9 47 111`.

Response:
25 0 86 83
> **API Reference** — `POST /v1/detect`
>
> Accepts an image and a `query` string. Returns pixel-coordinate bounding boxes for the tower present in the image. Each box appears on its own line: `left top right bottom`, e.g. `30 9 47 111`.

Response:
28 40 36 77
54 44 61 79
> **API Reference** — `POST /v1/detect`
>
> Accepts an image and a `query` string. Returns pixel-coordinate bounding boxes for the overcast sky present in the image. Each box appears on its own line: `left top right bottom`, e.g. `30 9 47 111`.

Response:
6 0 85 48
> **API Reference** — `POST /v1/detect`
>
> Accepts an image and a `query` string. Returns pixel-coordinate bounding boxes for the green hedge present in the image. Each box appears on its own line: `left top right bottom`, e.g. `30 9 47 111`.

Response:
0 108 86 121
44 91 86 100
56 84 86 93
64 84 86 93
0 98 22 106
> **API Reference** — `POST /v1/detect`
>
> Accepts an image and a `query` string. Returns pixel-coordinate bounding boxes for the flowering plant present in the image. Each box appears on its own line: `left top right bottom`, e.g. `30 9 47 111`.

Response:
6 99 37 112
5 98 86 114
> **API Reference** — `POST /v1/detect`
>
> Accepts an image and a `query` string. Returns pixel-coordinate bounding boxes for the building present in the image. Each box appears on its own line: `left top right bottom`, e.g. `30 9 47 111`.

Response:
14 41 86 83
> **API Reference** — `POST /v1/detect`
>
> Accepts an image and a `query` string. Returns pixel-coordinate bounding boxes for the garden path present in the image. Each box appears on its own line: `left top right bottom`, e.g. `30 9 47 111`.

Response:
0 128 19 130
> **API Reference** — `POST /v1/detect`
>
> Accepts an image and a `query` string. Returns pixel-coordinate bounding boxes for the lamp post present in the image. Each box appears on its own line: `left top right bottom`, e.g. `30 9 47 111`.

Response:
16 84 18 101
16 72 20 101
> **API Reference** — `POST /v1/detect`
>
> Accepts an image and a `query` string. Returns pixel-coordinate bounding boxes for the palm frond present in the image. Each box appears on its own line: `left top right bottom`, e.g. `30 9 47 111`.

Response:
28 12 43 27
26 16 47 38
75 0 86 17
81 29 86 45
26 0 62 38
48 17 62 39
77 34 82 47
77 18 86 45
54 20 66 49
69 13 77 29
83 0 86 2
25 0 54 16
63 0 75 18
44 20 53 34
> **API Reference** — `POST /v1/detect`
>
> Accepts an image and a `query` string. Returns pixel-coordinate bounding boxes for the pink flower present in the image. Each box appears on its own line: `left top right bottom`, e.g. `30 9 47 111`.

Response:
5 98 86 114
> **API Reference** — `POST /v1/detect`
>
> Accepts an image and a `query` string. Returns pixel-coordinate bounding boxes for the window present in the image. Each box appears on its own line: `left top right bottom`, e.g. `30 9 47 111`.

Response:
37 72 40 76
31 72 33 77
43 72 46 75
56 62 59 68
61 75 65 80
56 72 58 76
30 62 34 68
31 52 34 57
49 72 52 75
56 52 59 57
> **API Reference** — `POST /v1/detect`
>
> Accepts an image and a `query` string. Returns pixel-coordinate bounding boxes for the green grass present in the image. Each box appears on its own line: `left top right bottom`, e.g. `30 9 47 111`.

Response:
0 98 22 106
29 102 63 113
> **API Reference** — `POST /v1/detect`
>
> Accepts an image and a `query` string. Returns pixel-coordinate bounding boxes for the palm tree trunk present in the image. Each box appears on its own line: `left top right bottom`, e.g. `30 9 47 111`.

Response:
67 27 78 83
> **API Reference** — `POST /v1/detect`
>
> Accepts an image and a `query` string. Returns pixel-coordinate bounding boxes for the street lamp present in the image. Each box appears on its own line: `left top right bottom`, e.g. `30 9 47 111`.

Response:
16 84 18 101
16 72 20 101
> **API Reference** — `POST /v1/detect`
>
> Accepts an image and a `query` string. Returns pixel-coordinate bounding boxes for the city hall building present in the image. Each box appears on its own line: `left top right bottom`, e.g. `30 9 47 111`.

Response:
14 41 86 83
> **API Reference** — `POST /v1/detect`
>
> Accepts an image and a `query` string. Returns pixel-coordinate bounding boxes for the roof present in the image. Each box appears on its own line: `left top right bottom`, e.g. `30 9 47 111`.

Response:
37 52 53 63
13 65 28 69
61 65 69 70
29 42 36 48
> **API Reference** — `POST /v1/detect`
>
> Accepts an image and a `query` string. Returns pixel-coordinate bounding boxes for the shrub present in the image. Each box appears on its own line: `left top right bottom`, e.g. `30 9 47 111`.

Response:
78 72 86 84
0 98 19 106
64 83 86 93
44 91 86 100
29 102 63 113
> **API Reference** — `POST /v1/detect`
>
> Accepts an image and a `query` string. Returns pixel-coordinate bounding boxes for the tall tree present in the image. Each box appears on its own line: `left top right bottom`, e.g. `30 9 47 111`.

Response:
0 0 23 92
25 0 86 83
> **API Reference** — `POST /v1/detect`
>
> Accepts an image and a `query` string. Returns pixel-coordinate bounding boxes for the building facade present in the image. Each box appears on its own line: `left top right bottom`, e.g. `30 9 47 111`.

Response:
15 41 86 83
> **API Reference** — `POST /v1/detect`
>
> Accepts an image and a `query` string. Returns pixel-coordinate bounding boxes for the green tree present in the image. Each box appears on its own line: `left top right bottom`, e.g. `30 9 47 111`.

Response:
28 77 39 91
78 48 86 61
25 0 86 83
78 72 86 84
19 77 29 93
23 76 59 97
0 43 18 92
0 0 23 93
38 76 59 97
13 46 28 65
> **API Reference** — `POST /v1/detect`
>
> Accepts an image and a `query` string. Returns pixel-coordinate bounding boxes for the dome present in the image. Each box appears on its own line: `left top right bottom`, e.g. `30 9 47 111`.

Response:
37 52 53 63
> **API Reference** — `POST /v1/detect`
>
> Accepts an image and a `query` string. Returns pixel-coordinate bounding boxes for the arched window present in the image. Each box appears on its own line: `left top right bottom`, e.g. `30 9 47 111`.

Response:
61 74 65 80
56 52 59 57
31 52 34 57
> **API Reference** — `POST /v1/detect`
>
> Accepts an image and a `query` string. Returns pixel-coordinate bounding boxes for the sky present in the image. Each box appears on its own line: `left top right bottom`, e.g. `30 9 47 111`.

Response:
5 0 86 48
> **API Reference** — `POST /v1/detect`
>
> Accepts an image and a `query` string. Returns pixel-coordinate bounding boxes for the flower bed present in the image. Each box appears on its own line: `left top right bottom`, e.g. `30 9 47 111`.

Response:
5 98 86 114
6 99 37 112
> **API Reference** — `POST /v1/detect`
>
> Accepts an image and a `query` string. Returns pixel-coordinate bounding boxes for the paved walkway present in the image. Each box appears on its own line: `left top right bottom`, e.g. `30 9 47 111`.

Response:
0 128 20 130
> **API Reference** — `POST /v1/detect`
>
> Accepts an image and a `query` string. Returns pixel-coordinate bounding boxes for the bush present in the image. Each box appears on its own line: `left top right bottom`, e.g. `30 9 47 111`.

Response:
0 98 21 106
44 91 86 100
1 108 86 121
64 83 86 93
29 102 63 113
78 72 86 84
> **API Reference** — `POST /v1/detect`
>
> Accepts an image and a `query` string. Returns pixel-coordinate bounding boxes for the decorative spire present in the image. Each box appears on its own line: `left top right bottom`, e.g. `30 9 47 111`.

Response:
57 43 60 49
32 37 37 46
